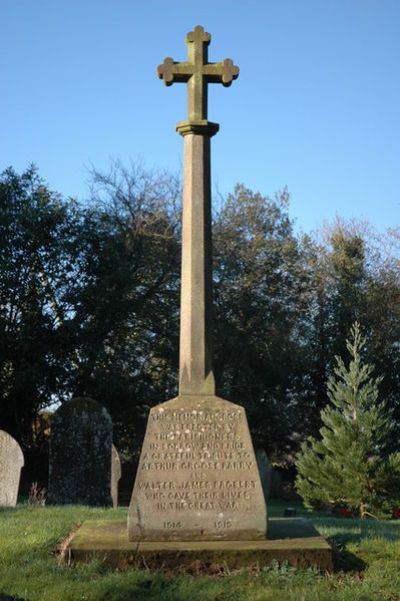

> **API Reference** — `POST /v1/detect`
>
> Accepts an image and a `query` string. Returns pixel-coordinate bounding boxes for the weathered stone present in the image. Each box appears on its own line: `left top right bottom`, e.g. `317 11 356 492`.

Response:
128 395 267 541
158 25 239 122
256 449 272 502
160 24 238 398
68 518 333 572
0 430 24 507
111 445 121 508
127 28 267 544
178 126 215 396
157 25 239 397
48 397 113 506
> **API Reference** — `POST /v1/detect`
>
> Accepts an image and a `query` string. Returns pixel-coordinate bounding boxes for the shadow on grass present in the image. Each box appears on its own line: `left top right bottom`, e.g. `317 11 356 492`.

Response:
324 525 398 572
330 543 366 572
0 593 27 601
312 516 400 572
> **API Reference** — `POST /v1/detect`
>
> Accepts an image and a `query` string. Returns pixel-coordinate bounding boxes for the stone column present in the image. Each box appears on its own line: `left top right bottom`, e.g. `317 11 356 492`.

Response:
177 120 219 396
128 27 267 543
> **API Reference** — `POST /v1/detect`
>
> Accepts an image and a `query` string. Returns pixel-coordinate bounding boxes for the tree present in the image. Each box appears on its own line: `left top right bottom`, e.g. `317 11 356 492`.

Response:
0 165 82 442
0 163 181 462
2 164 399 472
212 184 309 454
296 322 400 518
300 219 400 443
78 161 182 454
299 222 368 428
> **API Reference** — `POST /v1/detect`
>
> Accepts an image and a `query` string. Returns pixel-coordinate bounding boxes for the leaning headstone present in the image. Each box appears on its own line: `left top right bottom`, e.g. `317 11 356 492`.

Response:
111 445 121 508
48 397 113 506
0 430 24 507
256 449 272 502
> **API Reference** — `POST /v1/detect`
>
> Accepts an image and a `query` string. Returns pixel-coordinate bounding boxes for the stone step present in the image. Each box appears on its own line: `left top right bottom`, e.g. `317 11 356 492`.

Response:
65 517 333 572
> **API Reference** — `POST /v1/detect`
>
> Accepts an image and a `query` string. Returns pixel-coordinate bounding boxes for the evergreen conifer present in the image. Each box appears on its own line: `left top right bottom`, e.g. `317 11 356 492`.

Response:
296 322 400 518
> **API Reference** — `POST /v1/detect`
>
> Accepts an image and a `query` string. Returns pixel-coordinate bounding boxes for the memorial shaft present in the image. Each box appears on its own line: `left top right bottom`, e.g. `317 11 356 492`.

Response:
158 25 239 395
179 124 215 395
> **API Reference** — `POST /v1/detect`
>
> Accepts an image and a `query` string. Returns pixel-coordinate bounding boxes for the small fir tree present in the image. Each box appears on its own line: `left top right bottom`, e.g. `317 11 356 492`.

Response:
296 322 400 518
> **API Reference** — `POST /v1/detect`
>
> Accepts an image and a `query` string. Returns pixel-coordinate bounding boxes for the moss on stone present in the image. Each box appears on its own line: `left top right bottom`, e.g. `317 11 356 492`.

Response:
67 518 333 572
48 397 113 506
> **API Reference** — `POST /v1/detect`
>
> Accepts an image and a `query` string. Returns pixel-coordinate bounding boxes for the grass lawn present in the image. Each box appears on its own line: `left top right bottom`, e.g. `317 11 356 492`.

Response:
0 500 400 601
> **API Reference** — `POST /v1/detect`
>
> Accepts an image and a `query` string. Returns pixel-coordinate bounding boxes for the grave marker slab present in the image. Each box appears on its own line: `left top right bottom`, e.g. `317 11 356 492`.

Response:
48 397 113 506
0 430 24 507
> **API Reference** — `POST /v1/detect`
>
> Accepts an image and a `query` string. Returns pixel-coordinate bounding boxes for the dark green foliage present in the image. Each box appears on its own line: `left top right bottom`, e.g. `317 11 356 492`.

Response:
0 164 181 462
75 163 181 454
296 323 400 518
1 164 400 468
0 165 82 442
213 184 309 452
298 223 400 441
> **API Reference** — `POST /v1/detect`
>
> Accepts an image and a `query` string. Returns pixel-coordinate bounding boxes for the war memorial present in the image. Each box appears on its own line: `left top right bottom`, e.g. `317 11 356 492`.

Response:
67 25 332 571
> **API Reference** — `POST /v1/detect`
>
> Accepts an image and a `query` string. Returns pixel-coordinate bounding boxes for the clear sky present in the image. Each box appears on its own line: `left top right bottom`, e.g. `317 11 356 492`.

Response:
1 0 399 234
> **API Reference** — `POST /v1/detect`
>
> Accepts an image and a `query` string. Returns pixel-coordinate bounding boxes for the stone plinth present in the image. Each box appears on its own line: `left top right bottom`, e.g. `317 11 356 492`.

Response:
67 518 333 572
128 395 267 541
0 430 24 507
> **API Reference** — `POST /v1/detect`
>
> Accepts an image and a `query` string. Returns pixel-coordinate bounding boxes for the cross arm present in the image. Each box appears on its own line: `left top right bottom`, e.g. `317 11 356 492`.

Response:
203 59 239 86
157 58 194 86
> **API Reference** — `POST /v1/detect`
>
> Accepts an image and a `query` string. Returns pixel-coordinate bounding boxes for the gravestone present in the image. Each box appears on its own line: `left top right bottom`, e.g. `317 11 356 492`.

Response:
48 397 113 506
111 445 121 508
128 26 267 542
256 449 272 502
0 430 24 507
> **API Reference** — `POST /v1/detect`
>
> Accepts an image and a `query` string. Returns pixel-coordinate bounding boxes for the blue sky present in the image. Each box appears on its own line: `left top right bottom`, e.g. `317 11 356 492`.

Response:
1 0 399 234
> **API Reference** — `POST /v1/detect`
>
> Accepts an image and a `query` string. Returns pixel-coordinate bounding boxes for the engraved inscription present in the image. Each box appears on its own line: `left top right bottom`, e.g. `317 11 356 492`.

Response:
128 397 267 541
136 408 257 515
215 520 232 529
164 521 182 529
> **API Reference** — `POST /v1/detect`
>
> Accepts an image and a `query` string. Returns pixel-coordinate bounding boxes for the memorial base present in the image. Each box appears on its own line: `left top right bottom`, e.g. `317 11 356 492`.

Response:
65 518 333 572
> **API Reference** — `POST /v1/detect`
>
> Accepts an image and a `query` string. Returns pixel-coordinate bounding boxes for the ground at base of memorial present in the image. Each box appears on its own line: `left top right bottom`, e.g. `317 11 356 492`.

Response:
0 501 399 601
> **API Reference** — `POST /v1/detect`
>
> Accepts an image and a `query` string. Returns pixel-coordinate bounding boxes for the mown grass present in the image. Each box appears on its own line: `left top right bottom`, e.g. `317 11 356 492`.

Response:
0 501 400 601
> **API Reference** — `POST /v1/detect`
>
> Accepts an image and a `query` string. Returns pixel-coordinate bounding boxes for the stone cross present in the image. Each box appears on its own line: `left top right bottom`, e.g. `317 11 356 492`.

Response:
128 28 266 542
158 25 239 396
158 24 239 122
